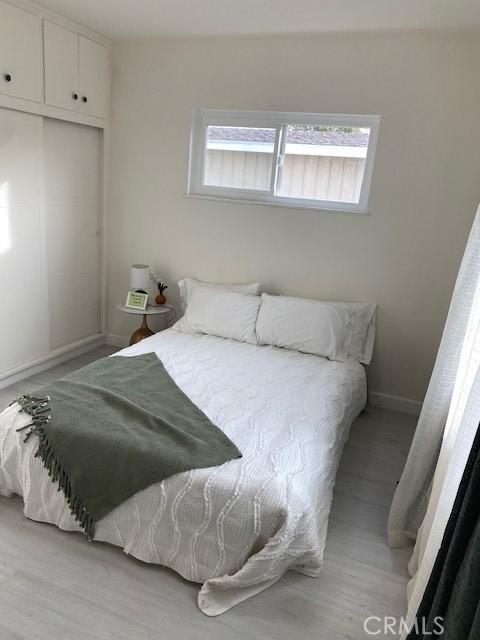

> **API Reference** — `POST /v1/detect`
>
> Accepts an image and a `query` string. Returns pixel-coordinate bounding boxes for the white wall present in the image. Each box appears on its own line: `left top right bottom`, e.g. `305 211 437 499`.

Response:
107 31 480 405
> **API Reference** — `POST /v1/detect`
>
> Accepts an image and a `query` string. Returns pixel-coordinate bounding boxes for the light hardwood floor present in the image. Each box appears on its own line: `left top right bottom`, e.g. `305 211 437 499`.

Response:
0 346 416 640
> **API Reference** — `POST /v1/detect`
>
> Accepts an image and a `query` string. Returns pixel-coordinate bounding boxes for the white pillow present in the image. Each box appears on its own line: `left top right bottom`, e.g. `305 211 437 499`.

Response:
333 302 377 364
178 277 260 312
256 293 355 362
176 288 261 344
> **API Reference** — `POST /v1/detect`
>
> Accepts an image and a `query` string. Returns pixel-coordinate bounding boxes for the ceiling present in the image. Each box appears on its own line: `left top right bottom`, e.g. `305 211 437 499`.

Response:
35 0 480 40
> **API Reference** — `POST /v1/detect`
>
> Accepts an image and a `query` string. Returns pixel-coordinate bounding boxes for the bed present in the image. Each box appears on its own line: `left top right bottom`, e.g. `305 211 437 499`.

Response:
0 328 366 615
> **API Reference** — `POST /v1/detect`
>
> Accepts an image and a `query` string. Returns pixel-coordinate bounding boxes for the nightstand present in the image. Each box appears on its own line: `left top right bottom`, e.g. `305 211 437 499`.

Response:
117 304 175 345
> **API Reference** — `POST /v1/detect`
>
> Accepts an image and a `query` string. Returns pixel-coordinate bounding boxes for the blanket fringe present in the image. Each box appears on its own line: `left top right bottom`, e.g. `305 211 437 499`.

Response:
13 394 94 542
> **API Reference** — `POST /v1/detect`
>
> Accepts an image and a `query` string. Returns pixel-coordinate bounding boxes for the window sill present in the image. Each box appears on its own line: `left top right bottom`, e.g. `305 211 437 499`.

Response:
184 192 370 215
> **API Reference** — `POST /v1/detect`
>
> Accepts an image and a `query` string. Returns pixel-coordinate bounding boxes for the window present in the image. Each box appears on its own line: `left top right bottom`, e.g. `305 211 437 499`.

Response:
187 109 380 213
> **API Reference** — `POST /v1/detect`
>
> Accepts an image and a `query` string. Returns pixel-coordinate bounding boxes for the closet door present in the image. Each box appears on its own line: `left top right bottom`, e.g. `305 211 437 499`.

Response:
0 108 49 374
43 20 79 112
44 118 101 350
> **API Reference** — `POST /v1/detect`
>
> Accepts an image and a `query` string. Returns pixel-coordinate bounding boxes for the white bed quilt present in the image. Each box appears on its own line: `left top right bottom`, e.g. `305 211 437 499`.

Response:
0 330 366 615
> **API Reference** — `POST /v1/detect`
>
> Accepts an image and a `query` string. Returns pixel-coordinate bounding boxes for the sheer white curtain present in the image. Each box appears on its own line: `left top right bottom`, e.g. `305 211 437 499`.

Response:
388 204 480 546
387 204 480 634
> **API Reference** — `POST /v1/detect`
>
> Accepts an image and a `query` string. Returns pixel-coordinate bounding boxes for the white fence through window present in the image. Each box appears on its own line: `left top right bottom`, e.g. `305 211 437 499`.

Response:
205 148 365 203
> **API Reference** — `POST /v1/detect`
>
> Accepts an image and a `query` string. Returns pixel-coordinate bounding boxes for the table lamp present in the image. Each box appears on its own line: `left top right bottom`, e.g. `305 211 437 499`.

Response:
130 264 152 293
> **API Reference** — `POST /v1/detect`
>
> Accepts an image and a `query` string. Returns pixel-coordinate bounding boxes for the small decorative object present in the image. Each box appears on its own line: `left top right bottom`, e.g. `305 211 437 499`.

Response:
155 281 168 306
125 290 148 311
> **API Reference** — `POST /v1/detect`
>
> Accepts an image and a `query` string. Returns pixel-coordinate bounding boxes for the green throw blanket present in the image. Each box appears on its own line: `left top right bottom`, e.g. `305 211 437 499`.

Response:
15 353 241 541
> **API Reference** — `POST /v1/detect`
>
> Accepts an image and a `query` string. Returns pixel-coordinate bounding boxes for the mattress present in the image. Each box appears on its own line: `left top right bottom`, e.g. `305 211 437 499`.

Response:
0 329 366 615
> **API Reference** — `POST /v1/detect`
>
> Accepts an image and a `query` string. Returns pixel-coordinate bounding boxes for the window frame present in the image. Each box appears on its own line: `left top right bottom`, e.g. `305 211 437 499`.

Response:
187 108 380 214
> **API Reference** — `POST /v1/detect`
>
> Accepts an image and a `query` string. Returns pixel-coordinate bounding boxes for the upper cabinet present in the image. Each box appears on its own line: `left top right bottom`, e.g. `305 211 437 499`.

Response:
0 1 109 123
78 35 108 119
44 21 78 112
0 0 43 103
44 20 108 119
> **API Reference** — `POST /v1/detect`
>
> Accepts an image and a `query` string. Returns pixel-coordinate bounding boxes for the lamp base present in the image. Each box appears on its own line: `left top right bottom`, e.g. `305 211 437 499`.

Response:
129 314 154 345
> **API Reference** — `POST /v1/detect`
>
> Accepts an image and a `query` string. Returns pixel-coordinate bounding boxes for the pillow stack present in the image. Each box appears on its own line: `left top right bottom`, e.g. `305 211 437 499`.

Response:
174 277 376 364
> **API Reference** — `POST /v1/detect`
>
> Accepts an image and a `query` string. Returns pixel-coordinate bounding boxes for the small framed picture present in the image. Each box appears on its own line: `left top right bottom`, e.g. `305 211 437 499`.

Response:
125 290 148 310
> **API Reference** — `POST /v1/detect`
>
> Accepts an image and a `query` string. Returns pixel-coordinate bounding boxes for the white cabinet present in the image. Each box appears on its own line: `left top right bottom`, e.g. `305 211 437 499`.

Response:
78 36 108 119
0 1 108 382
44 20 78 112
0 0 43 103
44 20 108 119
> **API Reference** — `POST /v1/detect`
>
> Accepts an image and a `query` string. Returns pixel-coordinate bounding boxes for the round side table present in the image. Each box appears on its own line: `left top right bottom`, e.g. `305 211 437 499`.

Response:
117 304 175 345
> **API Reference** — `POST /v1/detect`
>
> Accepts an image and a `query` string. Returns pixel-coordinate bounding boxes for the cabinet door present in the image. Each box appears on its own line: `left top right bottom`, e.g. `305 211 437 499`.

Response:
78 36 108 119
44 20 79 112
0 0 43 102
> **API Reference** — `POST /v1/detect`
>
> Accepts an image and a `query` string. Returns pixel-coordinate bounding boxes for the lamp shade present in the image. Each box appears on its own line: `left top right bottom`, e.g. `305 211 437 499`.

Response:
130 264 150 291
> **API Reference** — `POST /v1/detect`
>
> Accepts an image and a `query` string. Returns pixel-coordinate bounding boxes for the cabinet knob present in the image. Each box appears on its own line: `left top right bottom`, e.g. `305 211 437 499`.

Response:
72 93 78 100
4 73 11 82
82 96 88 103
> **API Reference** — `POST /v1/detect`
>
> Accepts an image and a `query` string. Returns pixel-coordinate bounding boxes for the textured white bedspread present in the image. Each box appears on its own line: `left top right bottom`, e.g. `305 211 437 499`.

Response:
0 330 366 615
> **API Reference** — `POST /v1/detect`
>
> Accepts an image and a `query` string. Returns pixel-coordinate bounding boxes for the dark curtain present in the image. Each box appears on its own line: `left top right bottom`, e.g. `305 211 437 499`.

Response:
408 423 480 640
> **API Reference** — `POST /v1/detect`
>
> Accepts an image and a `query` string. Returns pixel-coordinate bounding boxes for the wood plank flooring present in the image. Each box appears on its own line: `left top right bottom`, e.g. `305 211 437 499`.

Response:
0 346 416 640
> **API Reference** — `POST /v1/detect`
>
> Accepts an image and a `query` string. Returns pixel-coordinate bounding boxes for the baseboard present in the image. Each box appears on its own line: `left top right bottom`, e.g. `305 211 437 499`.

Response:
0 334 106 390
105 334 130 348
368 390 422 416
